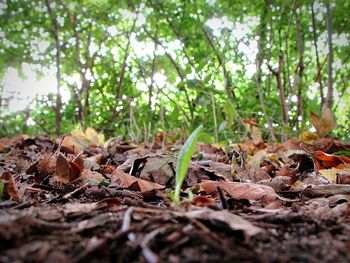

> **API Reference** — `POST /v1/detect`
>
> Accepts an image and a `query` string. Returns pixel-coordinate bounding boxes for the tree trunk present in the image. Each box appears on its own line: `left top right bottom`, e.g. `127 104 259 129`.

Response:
326 3 334 108
45 0 62 136
311 1 324 109
255 0 276 141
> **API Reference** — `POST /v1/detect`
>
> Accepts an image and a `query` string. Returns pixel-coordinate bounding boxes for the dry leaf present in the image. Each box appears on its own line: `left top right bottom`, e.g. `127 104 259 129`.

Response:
314 151 350 170
310 105 336 137
191 196 216 207
61 136 85 154
319 168 350 182
336 172 350 184
0 171 21 202
184 209 263 238
198 180 280 206
300 131 319 145
107 167 164 192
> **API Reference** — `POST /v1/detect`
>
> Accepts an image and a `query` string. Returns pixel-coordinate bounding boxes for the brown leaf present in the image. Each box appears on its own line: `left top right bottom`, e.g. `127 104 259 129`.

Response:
184 209 263 238
336 172 350 184
109 167 164 192
191 195 216 207
310 104 336 137
0 138 13 153
314 150 350 170
302 184 350 198
198 180 280 206
300 131 319 145
0 171 21 202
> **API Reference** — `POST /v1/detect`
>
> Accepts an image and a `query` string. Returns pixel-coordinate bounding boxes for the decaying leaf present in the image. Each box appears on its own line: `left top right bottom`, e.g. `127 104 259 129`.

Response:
336 172 350 184
105 166 164 192
310 105 336 137
184 209 263 238
319 167 350 182
198 180 280 206
191 195 216 207
60 128 105 154
0 171 21 202
302 184 350 198
300 131 319 145
314 150 350 170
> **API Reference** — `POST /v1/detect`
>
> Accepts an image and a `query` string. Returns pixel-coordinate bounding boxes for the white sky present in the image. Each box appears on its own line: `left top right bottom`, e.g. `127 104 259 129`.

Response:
1 63 70 115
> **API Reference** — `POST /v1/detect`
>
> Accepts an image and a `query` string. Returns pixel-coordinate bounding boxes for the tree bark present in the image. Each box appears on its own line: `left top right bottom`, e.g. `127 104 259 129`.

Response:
311 1 324 108
255 0 276 141
45 0 62 136
326 3 334 108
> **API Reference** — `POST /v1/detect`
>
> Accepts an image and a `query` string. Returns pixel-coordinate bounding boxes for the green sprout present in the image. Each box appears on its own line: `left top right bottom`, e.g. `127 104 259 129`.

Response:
170 125 203 205
0 180 4 198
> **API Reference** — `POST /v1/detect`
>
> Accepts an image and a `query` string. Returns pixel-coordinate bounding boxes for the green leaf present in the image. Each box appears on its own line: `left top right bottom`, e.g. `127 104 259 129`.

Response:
0 180 4 198
88 179 109 187
223 101 235 126
173 125 203 205
198 132 214 144
333 151 350 157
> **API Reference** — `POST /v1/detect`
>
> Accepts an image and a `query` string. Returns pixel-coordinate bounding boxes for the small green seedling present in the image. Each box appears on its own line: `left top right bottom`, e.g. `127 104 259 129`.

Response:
0 180 4 198
88 178 109 187
170 125 203 205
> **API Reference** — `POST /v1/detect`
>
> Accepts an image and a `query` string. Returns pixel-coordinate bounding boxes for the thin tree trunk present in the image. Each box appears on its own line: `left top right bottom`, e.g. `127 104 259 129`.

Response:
311 1 324 108
149 29 157 110
116 14 138 99
45 0 62 136
294 12 305 130
285 0 297 110
255 0 276 141
268 54 288 126
326 3 334 108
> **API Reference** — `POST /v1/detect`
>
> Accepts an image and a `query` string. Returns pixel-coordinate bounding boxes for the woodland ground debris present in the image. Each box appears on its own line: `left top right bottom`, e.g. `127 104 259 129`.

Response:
0 131 350 262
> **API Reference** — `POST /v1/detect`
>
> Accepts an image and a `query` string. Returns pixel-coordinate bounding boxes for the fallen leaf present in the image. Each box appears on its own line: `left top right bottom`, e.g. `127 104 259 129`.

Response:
314 150 350 169
336 172 350 184
0 138 13 153
184 209 263 238
0 171 21 202
61 136 85 154
310 104 336 137
319 167 350 182
105 166 164 192
299 131 319 145
198 180 280 206
191 196 216 207
302 184 350 198
243 117 264 145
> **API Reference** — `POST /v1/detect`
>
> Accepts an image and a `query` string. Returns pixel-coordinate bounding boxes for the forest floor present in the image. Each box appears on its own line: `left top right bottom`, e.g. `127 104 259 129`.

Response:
1 131 350 263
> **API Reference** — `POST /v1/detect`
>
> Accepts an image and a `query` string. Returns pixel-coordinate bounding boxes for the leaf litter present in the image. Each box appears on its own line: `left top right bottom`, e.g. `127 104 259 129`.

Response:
1 129 350 262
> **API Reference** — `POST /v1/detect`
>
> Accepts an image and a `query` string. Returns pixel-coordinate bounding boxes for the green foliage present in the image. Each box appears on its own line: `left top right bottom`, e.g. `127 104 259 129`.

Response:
171 125 203 206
